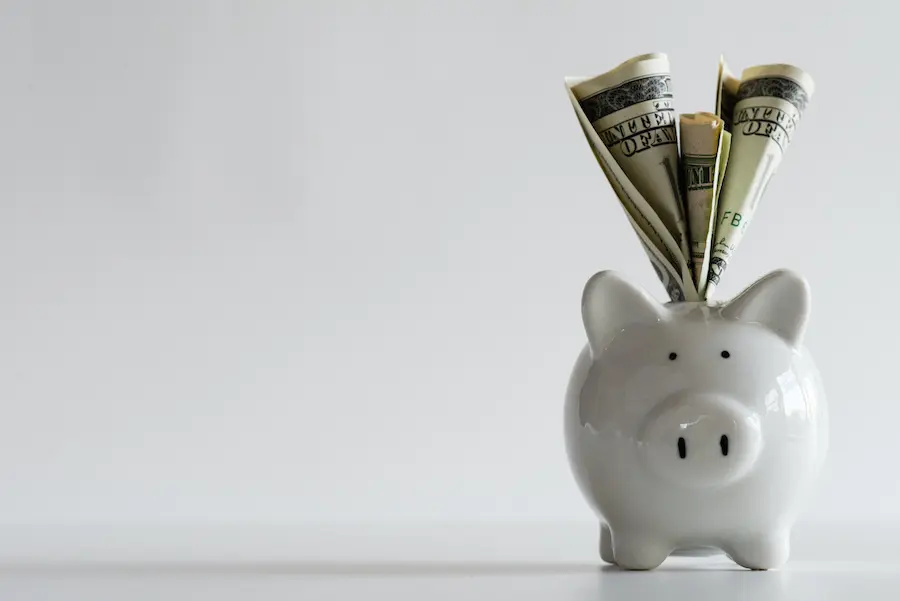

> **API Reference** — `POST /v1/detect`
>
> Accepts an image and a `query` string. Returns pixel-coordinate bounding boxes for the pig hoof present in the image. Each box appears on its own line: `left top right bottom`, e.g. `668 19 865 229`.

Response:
611 534 670 570
725 531 790 570
599 522 615 564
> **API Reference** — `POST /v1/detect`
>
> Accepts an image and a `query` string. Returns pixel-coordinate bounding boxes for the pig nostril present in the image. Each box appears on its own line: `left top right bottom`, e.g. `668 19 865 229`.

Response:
720 435 729 456
677 437 686 459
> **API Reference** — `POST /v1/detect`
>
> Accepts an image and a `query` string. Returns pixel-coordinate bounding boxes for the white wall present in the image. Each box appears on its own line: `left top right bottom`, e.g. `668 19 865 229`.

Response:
0 0 893 526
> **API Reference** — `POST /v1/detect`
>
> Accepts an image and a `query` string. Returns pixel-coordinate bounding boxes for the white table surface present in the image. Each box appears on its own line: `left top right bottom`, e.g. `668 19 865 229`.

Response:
0 521 895 600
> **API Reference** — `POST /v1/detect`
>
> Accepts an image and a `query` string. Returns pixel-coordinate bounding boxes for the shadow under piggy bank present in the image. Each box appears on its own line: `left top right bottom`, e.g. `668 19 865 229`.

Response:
564 269 828 570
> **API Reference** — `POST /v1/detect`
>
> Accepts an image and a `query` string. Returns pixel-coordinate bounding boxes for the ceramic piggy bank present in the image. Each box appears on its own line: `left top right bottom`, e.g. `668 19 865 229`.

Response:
564 269 828 570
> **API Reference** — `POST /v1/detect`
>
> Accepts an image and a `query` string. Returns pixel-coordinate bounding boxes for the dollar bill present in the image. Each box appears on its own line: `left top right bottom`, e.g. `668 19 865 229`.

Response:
707 120 731 296
679 113 724 296
716 130 732 199
570 53 692 265
564 79 699 302
715 55 741 132
704 63 814 299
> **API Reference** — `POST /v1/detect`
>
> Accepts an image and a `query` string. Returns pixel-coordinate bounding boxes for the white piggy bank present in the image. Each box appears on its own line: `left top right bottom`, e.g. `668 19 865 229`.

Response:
564 268 828 570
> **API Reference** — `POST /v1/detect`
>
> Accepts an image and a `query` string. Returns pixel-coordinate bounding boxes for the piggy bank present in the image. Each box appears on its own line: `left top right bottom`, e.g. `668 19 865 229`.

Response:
564 269 828 570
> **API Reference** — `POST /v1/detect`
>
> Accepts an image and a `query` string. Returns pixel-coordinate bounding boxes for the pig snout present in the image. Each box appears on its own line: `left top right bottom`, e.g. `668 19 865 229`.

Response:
637 392 762 488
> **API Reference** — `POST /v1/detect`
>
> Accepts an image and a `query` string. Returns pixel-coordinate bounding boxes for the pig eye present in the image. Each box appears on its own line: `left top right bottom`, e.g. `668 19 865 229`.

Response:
720 435 729 456
677 436 687 459
668 352 677 360
720 350 731 359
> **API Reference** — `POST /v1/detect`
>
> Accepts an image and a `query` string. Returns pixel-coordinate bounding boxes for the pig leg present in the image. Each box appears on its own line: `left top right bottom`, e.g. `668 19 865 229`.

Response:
609 527 671 570
723 530 790 570
599 522 615 564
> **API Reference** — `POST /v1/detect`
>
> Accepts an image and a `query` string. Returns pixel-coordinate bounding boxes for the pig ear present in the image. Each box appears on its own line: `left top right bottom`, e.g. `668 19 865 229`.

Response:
720 269 811 346
581 270 667 353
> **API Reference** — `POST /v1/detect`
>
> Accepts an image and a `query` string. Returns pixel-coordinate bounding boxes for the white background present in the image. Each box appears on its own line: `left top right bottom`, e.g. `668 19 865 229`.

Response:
0 0 891 530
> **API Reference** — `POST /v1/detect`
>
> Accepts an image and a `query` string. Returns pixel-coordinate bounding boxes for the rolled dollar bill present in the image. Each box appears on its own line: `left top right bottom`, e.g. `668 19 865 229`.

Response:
704 63 814 299
716 130 732 199
679 113 724 295
715 56 741 132
564 79 699 302
708 127 731 296
570 53 692 265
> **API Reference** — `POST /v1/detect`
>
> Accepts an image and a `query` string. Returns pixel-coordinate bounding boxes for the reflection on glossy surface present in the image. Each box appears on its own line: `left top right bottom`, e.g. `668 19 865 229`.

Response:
564 269 828 570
